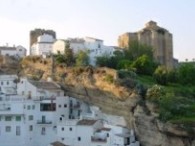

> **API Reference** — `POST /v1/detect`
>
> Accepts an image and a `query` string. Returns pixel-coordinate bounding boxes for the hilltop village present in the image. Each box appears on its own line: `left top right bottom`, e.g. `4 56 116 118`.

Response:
1 21 195 146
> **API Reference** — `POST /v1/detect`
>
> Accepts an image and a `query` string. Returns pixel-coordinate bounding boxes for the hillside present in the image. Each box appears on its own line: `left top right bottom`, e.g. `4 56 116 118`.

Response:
1 56 195 146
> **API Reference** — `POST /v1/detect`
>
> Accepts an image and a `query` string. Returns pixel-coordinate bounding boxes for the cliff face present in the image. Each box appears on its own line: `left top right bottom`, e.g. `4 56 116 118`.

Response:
3 56 195 146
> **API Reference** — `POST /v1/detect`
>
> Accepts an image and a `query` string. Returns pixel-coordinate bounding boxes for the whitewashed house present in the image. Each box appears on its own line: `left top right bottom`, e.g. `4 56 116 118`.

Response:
52 40 66 54
0 75 140 146
0 74 17 94
52 37 116 66
30 34 55 56
0 45 26 58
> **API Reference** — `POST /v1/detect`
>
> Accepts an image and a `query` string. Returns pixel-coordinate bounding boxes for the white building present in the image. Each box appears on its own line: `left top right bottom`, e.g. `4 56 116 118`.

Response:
0 75 139 146
0 45 27 58
52 37 116 66
31 34 55 56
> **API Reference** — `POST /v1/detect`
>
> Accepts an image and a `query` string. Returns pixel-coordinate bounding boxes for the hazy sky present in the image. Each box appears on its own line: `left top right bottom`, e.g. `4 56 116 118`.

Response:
0 0 194 61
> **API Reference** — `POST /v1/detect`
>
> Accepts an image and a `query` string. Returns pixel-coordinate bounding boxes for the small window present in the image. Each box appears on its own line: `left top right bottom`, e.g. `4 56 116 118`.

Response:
28 115 33 121
5 116 12 121
41 127 46 135
61 127 64 131
58 104 61 108
7 81 9 85
78 137 81 141
69 127 72 131
16 126 20 136
107 133 109 137
1 82 3 85
61 138 64 141
64 104 67 108
22 91 24 95
5 126 11 132
27 105 31 110
29 125 33 131
32 105 35 110
16 116 21 121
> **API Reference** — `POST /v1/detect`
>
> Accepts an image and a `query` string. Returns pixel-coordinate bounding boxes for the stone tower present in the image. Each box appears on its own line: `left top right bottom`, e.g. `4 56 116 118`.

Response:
29 28 56 47
118 21 173 68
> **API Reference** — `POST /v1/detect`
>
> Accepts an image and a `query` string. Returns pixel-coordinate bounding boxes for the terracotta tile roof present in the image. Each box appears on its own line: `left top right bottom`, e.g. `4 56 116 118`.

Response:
77 119 97 126
29 80 60 90
50 141 69 146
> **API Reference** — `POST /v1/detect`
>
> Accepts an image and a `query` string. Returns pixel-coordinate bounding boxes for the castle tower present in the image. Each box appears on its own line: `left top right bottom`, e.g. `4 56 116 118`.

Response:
118 21 174 68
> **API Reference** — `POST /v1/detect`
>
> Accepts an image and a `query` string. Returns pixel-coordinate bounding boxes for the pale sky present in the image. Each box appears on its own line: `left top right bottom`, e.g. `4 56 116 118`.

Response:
0 0 194 61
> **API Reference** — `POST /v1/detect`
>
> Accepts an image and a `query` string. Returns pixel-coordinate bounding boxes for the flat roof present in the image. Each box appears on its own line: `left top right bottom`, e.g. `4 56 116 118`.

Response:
29 80 61 90
77 119 97 126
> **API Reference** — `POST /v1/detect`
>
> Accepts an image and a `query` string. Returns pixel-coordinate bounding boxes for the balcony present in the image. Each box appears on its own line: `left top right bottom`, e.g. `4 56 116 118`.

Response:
37 120 52 124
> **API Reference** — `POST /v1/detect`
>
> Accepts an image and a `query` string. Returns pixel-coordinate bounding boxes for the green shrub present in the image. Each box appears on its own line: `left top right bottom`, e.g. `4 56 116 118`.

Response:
104 74 114 83
117 70 137 79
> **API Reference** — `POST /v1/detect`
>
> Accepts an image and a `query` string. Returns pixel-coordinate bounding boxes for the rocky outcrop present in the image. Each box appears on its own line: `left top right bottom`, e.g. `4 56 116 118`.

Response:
134 103 195 146
4 56 195 146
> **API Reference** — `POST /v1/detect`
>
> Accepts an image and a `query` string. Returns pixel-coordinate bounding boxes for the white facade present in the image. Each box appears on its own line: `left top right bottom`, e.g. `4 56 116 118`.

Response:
0 45 26 58
52 40 66 54
52 37 116 66
0 75 139 146
31 34 55 56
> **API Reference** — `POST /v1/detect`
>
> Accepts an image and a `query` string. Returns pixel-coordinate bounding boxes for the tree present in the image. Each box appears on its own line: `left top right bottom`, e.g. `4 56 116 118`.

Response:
125 40 153 61
116 59 132 70
153 66 168 85
96 55 110 67
131 55 156 75
178 63 195 85
76 50 89 66
64 41 74 66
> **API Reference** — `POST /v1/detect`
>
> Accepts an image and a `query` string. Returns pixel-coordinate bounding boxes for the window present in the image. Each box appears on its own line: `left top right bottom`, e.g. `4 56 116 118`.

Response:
23 105 26 109
78 137 81 141
22 91 24 95
58 104 61 108
64 104 67 108
29 125 33 131
16 126 20 136
61 127 64 131
40 103 56 112
28 115 33 121
28 91 32 99
6 81 9 85
1 81 3 85
41 127 46 135
16 116 21 121
27 105 31 110
61 138 64 141
69 127 72 131
5 126 11 132
32 105 35 110
5 116 12 121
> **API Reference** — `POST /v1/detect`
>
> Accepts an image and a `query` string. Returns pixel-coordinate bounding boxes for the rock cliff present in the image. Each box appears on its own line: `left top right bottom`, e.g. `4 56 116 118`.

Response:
1 56 195 146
